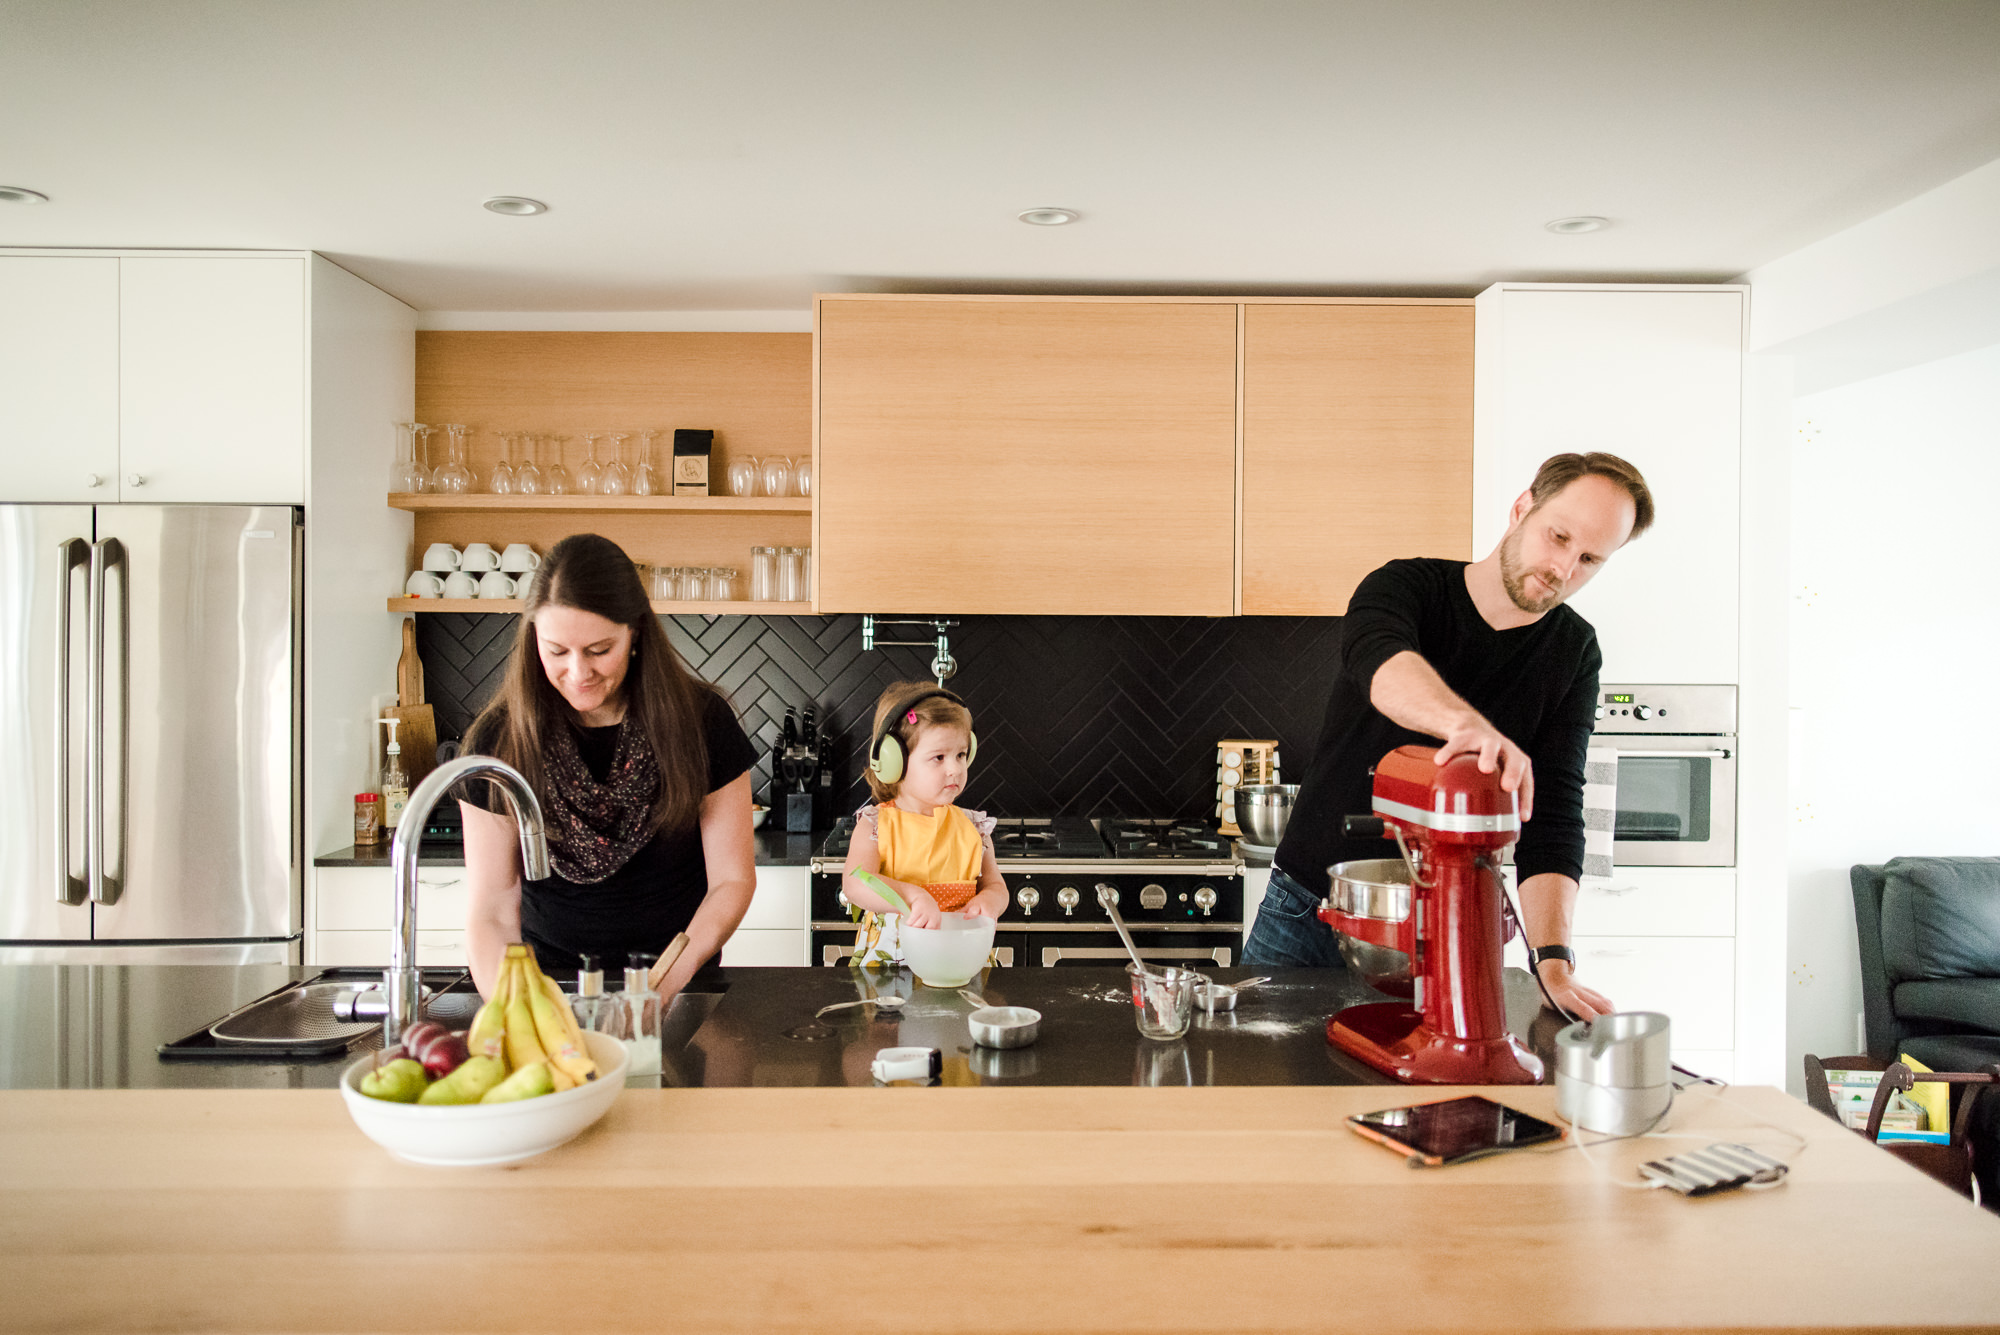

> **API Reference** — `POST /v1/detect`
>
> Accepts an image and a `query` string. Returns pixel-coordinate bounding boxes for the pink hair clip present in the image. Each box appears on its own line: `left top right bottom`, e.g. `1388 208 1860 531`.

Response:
905 710 919 725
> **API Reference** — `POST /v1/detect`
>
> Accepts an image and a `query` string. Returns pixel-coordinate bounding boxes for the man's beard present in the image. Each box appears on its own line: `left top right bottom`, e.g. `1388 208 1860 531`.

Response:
1499 528 1566 614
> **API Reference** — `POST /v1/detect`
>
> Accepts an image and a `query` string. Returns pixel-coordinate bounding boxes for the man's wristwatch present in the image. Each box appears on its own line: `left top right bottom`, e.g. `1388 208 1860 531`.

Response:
1528 944 1576 970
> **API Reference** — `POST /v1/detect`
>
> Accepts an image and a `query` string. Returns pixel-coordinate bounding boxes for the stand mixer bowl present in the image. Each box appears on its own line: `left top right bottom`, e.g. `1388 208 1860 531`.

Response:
1327 858 1414 994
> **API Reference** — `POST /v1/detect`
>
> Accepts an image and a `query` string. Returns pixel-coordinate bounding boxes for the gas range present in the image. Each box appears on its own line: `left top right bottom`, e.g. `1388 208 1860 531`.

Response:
809 811 1244 969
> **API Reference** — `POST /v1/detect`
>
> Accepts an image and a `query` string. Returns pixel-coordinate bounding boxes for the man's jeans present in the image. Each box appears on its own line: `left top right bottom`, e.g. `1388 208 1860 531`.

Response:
1241 866 1348 970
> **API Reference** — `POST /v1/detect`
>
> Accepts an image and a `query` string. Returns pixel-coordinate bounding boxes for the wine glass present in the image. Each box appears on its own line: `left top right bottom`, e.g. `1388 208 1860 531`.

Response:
727 455 757 498
487 431 515 495
545 435 573 496
792 455 812 497
410 424 434 493
598 432 630 496
759 455 792 498
514 433 543 495
574 432 602 495
390 422 420 493
436 424 474 493
632 431 660 496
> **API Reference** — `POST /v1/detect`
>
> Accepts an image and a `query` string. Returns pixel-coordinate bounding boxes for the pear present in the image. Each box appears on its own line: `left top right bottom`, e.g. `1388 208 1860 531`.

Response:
479 1060 556 1104
358 1057 429 1103
417 1054 506 1105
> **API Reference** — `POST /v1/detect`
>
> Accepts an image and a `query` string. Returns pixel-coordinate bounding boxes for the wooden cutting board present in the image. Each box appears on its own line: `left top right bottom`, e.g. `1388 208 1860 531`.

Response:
380 617 438 785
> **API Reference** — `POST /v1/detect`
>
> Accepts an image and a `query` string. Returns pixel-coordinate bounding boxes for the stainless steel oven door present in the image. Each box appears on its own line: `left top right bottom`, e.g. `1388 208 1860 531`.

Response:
1607 737 1736 866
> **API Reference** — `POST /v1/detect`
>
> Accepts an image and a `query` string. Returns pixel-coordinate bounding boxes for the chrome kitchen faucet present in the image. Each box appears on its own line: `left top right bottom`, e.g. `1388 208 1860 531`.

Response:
384 756 550 1046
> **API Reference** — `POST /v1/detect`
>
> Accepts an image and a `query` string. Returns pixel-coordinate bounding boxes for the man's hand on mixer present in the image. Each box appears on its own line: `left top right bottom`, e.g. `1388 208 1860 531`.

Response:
1538 962 1613 1021
1433 719 1536 821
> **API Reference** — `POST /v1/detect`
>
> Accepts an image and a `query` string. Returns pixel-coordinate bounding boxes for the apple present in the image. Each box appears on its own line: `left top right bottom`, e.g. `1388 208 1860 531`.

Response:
420 1029 471 1079
399 1020 445 1055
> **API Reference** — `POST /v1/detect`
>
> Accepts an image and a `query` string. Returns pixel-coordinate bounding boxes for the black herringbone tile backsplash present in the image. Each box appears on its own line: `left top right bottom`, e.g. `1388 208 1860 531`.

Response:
416 613 1344 821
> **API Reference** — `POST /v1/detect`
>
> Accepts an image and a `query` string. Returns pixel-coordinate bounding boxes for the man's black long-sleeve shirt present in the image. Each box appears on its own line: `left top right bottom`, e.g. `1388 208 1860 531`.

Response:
1272 558 1600 895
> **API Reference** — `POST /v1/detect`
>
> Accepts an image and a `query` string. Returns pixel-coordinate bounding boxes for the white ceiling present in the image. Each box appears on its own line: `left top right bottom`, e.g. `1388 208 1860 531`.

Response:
7 0 2000 315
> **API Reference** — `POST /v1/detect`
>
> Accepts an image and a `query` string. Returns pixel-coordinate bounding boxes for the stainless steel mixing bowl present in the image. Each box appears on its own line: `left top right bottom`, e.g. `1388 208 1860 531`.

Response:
1234 784 1300 846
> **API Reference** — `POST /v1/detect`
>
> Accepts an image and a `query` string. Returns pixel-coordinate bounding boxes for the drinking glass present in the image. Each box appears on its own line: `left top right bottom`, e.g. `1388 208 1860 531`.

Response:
1128 964 1197 1040
515 433 544 495
598 432 631 496
759 456 792 498
436 424 474 493
545 435 573 496
410 424 435 493
650 564 674 601
727 456 758 498
487 431 515 495
575 432 603 495
632 431 660 496
709 567 737 601
778 546 805 602
750 547 778 602
792 455 812 498
390 422 420 493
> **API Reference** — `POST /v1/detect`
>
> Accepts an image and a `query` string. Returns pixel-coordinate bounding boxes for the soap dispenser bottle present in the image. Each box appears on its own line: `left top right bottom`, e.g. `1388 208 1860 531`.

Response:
620 952 663 1078
376 718 410 830
571 954 626 1036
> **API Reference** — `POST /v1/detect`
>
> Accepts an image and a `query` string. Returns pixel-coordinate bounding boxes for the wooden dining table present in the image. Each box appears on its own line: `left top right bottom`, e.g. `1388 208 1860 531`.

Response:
5 1080 1999 1333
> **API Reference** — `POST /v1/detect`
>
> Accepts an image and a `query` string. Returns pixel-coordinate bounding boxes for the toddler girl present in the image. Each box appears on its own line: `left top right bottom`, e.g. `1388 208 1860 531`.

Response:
843 683 1007 965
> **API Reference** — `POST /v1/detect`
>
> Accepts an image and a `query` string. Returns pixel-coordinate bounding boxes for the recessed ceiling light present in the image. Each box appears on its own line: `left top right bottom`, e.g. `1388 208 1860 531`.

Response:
0 186 50 205
1545 215 1609 235
1017 207 1080 227
483 196 548 216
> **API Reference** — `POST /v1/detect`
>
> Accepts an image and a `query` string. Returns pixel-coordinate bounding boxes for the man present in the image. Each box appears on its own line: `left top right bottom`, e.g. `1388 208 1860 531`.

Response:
1244 452 1655 1021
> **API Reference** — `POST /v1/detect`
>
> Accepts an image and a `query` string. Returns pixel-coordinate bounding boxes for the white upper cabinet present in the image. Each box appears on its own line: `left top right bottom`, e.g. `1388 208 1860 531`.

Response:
0 257 121 501
120 257 306 503
0 253 307 504
1473 286 1744 684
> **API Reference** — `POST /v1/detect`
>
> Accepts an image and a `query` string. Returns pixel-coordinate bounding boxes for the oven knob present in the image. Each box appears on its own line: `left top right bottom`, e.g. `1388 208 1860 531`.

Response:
1634 705 1652 721
1595 705 1605 721
836 890 851 910
1140 883 1168 910
1096 885 1119 908
1194 886 1217 917
1017 886 1041 915
1056 886 1080 916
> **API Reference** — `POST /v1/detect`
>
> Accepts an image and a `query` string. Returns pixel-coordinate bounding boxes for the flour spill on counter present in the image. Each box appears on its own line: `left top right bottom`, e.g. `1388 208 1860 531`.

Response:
1066 985 1133 1005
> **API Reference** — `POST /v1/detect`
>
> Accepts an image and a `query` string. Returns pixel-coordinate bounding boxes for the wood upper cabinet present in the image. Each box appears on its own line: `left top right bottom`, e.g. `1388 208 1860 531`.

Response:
815 298 1239 615
1240 304 1474 615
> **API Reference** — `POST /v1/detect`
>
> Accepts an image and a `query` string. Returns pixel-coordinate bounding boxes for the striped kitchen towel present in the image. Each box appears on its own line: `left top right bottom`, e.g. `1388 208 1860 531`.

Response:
1582 747 1618 885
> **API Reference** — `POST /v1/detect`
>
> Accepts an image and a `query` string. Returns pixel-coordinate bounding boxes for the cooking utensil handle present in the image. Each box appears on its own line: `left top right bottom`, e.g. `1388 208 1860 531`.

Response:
86 537 125 906
1094 884 1150 972
648 931 692 990
55 538 88 905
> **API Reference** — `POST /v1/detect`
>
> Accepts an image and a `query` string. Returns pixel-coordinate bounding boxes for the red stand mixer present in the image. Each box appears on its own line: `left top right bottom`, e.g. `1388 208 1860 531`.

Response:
1319 745 1542 1084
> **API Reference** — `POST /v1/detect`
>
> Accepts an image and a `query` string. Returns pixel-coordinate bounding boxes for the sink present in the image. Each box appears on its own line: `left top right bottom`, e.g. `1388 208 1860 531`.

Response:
662 990 724 1052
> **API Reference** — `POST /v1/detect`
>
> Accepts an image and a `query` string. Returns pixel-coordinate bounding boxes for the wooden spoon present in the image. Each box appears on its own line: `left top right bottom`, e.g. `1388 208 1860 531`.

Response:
648 932 691 990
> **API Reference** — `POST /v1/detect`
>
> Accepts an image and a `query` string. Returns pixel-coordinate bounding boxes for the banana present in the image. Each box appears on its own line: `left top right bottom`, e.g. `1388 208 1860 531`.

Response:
503 956 551 1073
526 974 598 1083
534 969 591 1053
467 959 511 1061
546 1063 577 1092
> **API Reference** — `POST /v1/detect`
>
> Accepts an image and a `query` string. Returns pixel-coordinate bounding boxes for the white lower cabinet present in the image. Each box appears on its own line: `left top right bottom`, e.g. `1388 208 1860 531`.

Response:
724 866 808 966
1568 936 1735 1053
310 865 468 966
314 929 468 967
1241 867 1272 944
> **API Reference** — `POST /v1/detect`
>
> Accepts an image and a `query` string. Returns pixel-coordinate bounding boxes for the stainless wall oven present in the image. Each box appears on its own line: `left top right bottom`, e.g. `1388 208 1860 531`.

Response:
1592 684 1736 868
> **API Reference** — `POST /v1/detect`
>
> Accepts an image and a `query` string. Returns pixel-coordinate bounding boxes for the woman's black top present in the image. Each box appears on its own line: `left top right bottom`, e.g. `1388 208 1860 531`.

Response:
465 688 758 974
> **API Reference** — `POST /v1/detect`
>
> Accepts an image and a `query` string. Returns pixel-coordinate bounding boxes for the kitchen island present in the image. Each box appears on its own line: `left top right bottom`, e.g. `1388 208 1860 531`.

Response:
6 965 2000 1332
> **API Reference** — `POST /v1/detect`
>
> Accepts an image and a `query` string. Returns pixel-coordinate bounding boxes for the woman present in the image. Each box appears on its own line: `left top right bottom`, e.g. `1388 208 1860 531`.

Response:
460 534 758 1000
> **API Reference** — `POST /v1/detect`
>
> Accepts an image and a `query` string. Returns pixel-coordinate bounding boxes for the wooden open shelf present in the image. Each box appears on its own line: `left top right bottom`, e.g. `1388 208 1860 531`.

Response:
389 493 810 514
388 598 810 615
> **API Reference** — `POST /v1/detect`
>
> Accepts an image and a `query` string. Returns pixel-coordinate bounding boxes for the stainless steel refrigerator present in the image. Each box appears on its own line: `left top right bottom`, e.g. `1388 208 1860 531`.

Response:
0 505 301 964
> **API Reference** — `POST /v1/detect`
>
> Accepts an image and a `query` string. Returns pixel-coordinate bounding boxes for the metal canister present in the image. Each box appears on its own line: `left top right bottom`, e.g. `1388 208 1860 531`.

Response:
1554 1011 1674 1134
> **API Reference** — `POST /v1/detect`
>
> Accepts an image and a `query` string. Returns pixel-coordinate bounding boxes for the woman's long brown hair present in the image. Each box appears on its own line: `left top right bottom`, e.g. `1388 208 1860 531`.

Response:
465 534 711 839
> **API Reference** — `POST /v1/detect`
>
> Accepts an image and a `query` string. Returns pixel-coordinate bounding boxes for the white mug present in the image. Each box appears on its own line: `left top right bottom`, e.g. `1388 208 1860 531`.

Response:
477 570 516 599
442 570 479 599
500 543 540 573
422 543 462 572
405 570 445 598
461 543 500 572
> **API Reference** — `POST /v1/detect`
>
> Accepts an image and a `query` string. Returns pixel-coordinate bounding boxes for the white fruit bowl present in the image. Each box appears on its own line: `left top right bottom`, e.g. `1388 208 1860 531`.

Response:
340 1029 629 1167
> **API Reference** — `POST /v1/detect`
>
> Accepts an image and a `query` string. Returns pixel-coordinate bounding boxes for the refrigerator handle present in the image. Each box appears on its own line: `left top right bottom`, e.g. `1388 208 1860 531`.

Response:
86 537 125 906
56 538 89 906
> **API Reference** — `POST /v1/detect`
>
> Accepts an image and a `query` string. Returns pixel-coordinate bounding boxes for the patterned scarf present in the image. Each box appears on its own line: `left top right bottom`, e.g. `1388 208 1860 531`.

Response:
540 718 661 884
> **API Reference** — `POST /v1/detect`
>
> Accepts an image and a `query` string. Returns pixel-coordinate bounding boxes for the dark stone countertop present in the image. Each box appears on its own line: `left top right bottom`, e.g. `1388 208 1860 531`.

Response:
0 963 1567 1091
313 825 825 869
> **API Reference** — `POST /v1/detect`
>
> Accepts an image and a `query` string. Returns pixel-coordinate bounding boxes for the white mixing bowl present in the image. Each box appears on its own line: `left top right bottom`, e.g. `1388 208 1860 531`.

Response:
898 912 997 988
340 1029 629 1166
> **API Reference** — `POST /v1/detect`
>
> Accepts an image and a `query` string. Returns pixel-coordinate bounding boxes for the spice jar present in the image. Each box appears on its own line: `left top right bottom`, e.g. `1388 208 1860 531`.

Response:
353 792 382 845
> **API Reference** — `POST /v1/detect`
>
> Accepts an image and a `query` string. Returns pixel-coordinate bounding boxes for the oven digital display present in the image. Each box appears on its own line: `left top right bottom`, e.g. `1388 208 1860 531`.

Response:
1606 693 1634 704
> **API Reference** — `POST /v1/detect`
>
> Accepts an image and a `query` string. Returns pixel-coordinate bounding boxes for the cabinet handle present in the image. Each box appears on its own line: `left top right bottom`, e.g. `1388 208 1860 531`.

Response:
1587 948 1637 958
1597 883 1640 897
126 473 147 488
85 474 103 489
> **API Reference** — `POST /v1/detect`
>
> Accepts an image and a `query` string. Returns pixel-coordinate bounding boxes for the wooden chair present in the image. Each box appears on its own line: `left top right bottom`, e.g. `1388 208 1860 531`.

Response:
1804 1053 1999 1199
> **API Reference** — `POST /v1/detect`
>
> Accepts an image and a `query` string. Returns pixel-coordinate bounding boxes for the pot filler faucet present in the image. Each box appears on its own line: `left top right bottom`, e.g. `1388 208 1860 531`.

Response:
384 755 551 1046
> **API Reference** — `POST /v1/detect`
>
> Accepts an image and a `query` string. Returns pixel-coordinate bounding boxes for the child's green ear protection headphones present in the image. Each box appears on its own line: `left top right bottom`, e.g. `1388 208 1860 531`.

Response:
867 687 977 785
